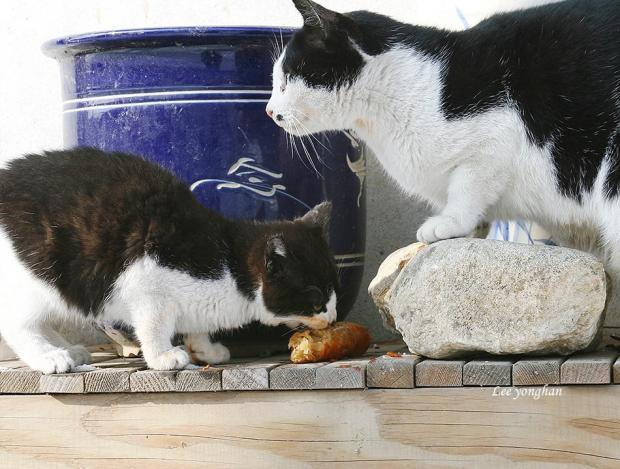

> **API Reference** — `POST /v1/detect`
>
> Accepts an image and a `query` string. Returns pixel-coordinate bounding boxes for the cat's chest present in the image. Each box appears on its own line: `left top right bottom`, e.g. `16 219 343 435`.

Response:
360 130 452 208
169 272 254 332
104 259 260 333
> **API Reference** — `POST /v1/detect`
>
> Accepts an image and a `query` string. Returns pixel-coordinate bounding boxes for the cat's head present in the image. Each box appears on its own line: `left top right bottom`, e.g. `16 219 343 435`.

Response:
255 202 339 330
266 0 377 136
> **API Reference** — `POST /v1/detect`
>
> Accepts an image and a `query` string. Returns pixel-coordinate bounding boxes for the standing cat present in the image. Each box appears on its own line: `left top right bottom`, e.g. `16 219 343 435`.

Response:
267 0 620 275
0 148 338 373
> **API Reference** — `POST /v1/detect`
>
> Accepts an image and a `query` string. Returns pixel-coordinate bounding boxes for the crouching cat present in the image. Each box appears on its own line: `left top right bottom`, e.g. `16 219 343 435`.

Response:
0 148 338 373
267 0 620 277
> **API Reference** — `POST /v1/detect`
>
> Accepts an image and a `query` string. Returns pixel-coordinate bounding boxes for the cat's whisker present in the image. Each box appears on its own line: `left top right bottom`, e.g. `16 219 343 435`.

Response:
278 28 285 57
291 117 331 170
280 324 307 337
291 117 329 174
292 110 334 158
269 33 284 64
291 117 321 176
289 125 312 172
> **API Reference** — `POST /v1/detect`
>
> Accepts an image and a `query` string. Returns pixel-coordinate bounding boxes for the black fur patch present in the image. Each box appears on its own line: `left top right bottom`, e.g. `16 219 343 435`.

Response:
286 0 620 200
0 148 338 316
282 24 365 89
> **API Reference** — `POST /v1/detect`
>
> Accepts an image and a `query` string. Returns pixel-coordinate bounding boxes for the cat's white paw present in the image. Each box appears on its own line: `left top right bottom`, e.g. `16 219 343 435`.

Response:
30 349 76 374
147 346 191 370
417 215 471 244
191 342 231 365
68 345 92 365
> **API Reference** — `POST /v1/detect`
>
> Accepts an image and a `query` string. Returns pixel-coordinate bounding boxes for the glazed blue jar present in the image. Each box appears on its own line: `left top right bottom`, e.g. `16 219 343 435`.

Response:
43 27 366 340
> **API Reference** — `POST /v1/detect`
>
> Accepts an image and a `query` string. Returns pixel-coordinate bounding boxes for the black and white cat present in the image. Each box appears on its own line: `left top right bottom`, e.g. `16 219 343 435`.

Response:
0 148 338 373
267 0 620 271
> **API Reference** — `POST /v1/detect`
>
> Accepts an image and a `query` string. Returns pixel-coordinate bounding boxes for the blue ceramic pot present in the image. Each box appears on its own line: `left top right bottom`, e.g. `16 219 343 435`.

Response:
43 27 366 340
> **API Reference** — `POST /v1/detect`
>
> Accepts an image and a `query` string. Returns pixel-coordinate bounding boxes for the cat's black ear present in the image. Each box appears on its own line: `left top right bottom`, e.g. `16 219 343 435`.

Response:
265 234 287 275
292 0 339 31
298 201 332 236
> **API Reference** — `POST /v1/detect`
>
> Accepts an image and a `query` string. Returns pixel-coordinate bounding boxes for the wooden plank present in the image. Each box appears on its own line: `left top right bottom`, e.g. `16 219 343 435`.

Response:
130 370 177 392
0 368 42 394
314 359 368 389
84 355 145 393
1 388 619 467
269 363 326 390
614 357 620 384
39 373 85 394
513 357 564 386
463 359 513 387
84 369 133 393
176 368 222 392
0 358 28 369
415 359 464 387
367 354 420 389
561 351 618 385
222 361 282 391
90 356 147 370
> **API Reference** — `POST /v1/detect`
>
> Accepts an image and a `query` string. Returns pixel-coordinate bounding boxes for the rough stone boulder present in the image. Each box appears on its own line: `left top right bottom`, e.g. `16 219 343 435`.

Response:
369 238 607 358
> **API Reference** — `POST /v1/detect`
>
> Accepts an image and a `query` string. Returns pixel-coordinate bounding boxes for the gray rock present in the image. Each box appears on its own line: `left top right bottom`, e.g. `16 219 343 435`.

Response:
369 239 607 358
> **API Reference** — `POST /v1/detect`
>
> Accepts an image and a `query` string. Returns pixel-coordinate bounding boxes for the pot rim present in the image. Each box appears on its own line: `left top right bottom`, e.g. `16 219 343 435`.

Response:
42 26 297 59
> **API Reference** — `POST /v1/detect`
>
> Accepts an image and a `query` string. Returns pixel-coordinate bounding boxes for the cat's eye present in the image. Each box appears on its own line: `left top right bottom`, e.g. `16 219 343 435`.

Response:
280 74 288 93
313 304 325 313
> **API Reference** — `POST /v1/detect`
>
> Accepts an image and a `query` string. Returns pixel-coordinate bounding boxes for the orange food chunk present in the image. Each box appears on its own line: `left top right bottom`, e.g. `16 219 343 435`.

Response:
288 322 371 364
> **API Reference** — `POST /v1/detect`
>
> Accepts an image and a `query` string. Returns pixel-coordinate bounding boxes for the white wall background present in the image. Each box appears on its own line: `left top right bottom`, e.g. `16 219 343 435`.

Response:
0 0 556 352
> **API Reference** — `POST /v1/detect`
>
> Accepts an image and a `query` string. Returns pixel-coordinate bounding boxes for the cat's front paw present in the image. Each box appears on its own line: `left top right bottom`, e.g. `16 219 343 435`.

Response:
68 345 92 365
417 215 471 244
31 349 76 374
191 342 231 365
146 346 191 370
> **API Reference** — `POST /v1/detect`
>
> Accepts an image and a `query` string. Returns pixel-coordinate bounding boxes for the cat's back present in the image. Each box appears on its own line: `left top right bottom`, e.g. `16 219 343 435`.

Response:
0 148 219 314
0 147 188 209
455 0 619 68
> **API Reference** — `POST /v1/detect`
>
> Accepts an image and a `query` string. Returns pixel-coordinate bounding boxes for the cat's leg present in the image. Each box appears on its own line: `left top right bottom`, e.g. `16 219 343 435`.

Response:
417 162 507 244
45 329 92 366
130 304 190 370
184 334 231 365
1 321 77 374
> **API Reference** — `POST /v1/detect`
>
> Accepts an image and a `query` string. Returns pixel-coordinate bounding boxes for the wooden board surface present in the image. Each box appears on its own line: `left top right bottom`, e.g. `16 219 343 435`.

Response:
130 370 177 392
176 368 222 392
415 359 465 387
1 344 619 394
561 351 618 384
39 373 85 394
1 387 619 468
314 358 369 389
366 354 420 388
463 359 513 387
84 368 133 393
0 369 42 394
270 363 326 390
512 357 564 386
222 361 283 391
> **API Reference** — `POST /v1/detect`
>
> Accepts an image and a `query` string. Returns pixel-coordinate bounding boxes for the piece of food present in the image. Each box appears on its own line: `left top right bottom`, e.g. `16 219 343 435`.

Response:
288 322 371 364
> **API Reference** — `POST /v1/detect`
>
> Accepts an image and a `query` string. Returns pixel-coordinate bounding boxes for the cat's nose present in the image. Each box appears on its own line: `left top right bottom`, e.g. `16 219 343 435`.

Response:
266 108 274 118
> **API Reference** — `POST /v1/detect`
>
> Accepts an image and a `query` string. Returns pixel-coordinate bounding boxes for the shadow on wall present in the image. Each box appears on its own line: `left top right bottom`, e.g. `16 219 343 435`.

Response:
347 152 430 342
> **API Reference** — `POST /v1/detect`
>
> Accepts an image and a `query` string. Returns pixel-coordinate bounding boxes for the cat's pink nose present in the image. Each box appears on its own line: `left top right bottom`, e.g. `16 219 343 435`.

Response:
266 108 274 118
